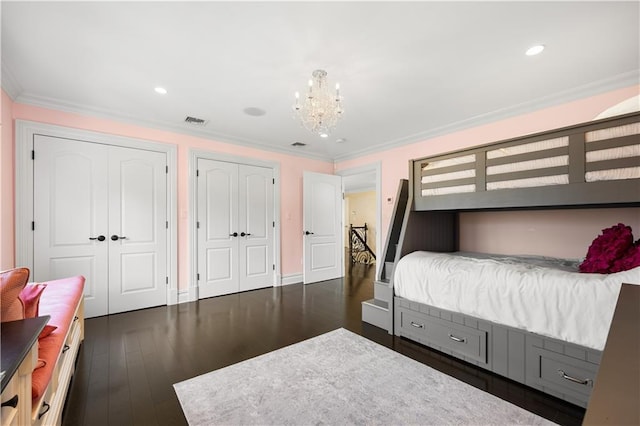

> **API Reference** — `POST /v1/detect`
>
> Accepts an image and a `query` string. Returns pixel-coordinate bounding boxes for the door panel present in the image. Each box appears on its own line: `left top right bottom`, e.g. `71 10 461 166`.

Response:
34 135 109 317
207 248 233 281
238 165 273 291
303 172 342 284
197 159 239 298
108 147 167 314
311 243 339 269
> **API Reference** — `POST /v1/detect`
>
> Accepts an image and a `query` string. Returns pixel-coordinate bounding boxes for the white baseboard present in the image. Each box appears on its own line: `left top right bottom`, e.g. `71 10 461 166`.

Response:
178 291 191 304
175 286 198 304
281 273 303 286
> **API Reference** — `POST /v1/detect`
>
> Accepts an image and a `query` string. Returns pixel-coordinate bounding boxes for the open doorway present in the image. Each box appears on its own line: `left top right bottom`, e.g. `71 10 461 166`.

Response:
337 163 381 284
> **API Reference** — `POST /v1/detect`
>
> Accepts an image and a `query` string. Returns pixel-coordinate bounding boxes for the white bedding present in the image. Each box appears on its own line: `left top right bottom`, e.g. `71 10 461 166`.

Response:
393 251 640 350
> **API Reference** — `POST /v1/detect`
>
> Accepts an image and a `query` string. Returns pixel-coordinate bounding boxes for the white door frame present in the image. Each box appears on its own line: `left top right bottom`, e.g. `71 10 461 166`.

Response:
188 149 281 302
15 120 179 304
336 161 382 278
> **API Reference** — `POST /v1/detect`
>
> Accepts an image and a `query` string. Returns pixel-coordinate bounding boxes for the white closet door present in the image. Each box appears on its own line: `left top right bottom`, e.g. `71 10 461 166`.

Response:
238 165 274 292
33 135 110 317
33 135 168 318
303 171 343 284
197 159 239 298
108 147 168 314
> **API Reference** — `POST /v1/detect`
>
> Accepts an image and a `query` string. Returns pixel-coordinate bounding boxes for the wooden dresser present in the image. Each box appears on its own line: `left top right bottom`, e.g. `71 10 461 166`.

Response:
583 283 640 425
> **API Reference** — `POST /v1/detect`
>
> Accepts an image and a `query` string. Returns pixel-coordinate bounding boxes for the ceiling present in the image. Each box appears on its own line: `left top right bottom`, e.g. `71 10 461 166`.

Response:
2 2 638 162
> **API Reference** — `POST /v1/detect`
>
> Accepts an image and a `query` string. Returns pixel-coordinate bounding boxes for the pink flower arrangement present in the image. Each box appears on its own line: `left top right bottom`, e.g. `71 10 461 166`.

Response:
579 223 639 274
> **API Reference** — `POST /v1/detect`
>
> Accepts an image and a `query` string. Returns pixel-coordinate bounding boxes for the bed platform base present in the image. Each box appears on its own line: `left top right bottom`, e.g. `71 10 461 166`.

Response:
394 296 601 408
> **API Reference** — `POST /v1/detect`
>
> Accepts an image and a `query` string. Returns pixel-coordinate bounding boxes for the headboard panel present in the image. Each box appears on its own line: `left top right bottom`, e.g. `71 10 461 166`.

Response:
413 112 640 211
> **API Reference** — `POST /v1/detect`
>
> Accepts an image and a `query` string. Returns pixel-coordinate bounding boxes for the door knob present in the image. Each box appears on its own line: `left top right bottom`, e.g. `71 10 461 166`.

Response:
240 232 252 237
305 231 314 235
111 235 127 241
229 232 238 237
89 235 106 241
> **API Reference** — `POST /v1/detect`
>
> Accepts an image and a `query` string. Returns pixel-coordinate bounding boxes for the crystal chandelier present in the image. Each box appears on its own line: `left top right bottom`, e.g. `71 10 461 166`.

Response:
293 70 344 137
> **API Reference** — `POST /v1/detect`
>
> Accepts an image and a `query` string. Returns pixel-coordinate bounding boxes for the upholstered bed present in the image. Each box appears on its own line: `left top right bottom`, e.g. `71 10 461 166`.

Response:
389 111 640 408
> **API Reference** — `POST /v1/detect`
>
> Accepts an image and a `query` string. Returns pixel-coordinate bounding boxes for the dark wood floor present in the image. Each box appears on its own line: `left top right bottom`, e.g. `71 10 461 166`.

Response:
62 262 585 426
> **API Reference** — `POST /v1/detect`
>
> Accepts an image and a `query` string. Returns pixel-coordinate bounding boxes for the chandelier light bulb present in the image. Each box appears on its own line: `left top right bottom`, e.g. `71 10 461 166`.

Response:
293 69 344 137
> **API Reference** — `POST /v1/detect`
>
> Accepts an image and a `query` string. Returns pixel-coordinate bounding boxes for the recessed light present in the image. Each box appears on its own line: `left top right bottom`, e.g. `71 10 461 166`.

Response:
525 45 545 56
336 138 347 144
319 133 329 138
154 87 167 94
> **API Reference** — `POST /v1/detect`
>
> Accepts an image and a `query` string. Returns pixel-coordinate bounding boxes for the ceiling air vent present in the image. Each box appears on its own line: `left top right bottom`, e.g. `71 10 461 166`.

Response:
291 142 306 147
184 116 208 126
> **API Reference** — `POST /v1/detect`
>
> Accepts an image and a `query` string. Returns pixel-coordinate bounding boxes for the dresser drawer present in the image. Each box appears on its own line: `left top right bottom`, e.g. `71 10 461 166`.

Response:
425 316 487 364
397 307 488 364
397 309 431 341
527 346 598 405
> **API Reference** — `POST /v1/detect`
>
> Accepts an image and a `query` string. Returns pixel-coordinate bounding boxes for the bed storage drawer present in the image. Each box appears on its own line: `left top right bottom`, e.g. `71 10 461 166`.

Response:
526 338 600 407
396 305 488 364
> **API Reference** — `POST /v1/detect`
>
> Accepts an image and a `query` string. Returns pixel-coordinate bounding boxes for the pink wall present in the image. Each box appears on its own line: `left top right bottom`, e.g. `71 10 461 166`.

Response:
0 91 15 270
459 208 640 259
3 85 638 285
6 99 333 289
336 85 640 256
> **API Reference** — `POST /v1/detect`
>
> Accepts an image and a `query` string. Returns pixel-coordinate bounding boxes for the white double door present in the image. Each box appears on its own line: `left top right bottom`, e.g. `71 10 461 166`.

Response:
197 159 274 298
33 135 168 318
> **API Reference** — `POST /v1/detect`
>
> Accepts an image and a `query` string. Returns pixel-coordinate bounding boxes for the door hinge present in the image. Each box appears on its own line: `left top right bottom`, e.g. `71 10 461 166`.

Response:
196 170 199 177
273 221 275 228
31 221 35 231
272 178 275 184
342 192 345 199
31 150 35 160
273 264 275 271
166 165 168 174
197 273 200 281
197 221 200 229
166 221 168 229
166 276 169 285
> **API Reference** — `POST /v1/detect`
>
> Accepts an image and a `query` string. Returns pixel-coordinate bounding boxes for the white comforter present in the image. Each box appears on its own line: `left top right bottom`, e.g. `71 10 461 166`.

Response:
393 251 640 351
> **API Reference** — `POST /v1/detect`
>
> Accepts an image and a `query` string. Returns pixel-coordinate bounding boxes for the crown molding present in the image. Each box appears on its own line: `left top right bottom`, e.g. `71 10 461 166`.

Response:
1 63 22 100
9 70 638 165
333 70 640 163
12 92 335 163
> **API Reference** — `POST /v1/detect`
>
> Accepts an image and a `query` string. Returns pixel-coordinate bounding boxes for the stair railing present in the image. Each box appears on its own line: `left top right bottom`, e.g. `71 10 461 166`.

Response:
349 223 376 264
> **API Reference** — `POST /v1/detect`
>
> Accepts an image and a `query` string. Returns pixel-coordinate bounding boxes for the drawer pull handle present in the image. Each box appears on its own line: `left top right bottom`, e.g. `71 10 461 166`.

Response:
410 322 424 329
62 344 71 353
1 394 18 408
38 401 50 419
448 334 466 343
557 369 592 386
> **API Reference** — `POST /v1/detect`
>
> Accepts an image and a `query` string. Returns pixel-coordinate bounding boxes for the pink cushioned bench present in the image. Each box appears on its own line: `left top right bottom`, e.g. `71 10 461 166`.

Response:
31 276 85 424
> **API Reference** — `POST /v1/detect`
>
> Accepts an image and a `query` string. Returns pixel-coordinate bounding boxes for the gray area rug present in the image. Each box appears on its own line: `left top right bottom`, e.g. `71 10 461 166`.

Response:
174 328 554 425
